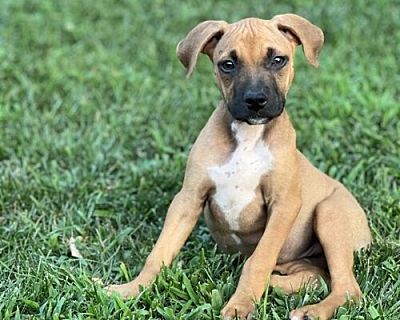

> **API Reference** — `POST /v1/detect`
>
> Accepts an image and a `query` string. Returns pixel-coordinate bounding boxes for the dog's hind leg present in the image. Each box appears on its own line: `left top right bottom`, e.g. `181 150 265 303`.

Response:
289 186 371 320
271 258 328 294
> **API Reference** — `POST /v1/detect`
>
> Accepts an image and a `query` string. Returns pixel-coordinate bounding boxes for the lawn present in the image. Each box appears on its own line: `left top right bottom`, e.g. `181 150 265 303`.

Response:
0 0 399 319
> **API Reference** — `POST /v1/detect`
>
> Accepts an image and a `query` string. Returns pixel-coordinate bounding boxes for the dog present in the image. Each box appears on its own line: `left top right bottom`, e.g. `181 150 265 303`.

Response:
107 14 371 320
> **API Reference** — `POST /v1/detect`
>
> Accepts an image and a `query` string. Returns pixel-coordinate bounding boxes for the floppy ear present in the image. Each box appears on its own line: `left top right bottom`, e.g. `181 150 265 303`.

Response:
176 20 228 77
272 14 324 67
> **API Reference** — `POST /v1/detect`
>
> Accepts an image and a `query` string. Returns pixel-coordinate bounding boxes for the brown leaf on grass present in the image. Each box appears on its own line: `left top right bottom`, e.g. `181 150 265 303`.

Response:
68 236 83 259
91 277 104 286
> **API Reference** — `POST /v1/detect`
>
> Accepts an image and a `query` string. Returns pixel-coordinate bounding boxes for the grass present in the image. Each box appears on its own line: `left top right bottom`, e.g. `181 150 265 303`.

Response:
0 0 399 319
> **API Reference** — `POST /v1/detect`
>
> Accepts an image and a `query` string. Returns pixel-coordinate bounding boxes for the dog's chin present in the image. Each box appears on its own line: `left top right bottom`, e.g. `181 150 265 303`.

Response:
227 104 284 126
232 116 271 125
244 118 271 125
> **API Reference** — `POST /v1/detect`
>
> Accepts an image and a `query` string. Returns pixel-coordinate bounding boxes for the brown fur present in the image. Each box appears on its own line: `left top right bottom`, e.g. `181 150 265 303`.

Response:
106 14 371 320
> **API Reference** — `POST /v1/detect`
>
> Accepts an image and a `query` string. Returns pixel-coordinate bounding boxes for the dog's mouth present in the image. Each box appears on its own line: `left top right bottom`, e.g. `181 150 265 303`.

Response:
229 115 270 125
229 111 274 125
227 104 282 125
244 117 271 125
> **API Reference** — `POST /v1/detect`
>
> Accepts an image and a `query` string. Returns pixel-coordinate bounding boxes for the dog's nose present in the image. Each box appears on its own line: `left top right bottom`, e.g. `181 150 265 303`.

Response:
244 91 268 111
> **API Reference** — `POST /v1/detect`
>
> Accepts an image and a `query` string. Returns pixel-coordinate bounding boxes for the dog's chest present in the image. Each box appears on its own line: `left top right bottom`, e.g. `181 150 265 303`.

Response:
207 122 273 230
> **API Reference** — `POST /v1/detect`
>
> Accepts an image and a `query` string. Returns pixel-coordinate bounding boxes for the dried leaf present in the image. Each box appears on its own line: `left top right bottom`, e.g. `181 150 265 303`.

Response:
91 277 104 286
68 236 83 258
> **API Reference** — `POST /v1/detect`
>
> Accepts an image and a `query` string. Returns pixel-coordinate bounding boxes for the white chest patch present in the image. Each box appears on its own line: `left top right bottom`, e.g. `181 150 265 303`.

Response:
208 121 273 230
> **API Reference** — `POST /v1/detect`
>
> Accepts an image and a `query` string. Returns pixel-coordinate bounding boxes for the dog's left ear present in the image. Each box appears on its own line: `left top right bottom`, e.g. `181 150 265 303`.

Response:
272 14 324 67
177 20 228 77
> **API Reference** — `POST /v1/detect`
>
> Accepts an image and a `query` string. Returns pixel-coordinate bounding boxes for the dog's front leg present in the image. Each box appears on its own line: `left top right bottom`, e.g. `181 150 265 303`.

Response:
222 193 301 319
106 189 205 299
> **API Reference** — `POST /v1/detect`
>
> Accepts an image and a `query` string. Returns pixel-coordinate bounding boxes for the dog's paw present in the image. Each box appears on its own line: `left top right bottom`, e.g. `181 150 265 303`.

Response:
105 281 140 299
221 295 255 320
289 286 362 320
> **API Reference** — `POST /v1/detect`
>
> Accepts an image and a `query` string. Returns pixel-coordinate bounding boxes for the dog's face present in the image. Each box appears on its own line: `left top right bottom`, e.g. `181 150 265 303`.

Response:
177 15 324 125
212 19 295 124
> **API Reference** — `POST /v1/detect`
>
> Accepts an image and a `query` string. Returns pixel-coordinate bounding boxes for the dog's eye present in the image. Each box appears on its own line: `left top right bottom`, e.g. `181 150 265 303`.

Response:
219 60 236 73
272 56 287 68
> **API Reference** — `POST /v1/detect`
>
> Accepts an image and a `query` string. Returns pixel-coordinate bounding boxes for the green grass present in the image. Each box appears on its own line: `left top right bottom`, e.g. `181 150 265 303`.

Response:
0 0 399 319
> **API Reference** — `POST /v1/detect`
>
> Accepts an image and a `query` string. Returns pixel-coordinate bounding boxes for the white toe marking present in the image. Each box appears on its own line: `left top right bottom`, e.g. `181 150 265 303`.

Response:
208 121 273 231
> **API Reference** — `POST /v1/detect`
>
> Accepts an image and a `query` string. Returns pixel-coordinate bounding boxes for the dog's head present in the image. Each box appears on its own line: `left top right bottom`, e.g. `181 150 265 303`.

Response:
177 14 324 125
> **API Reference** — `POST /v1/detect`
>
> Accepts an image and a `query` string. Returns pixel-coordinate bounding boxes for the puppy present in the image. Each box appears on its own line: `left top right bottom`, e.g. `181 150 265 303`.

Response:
107 14 371 320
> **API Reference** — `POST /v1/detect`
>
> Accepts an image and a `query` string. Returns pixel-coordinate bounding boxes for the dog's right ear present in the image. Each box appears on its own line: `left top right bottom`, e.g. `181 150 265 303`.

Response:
177 20 228 78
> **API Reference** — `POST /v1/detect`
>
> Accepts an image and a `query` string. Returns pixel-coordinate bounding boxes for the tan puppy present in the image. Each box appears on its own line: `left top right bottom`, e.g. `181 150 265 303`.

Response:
107 14 371 320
